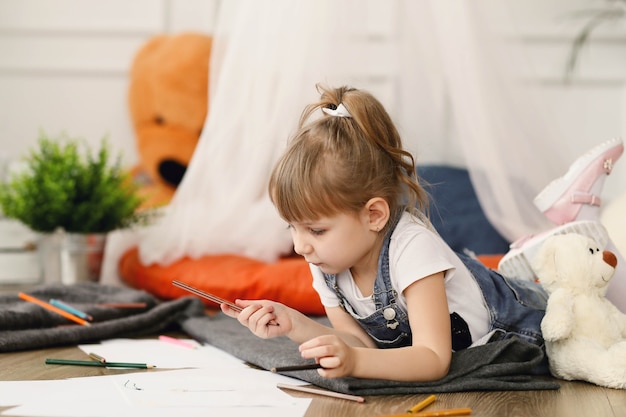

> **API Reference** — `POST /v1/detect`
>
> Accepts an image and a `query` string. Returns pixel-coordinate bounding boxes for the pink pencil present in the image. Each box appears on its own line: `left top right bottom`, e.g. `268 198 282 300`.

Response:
158 335 198 349
276 383 365 403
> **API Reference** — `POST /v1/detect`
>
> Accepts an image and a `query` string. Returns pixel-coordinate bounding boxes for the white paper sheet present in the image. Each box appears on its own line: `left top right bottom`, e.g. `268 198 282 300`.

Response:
77 338 242 369
0 339 311 417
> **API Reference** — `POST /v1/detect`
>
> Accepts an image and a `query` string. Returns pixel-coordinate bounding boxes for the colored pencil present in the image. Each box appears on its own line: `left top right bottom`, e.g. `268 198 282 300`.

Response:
158 335 198 349
412 408 472 417
45 358 155 369
172 280 279 326
49 299 93 321
380 409 472 417
271 363 323 373
276 383 365 403
172 280 242 311
96 302 148 308
18 293 90 327
408 394 437 413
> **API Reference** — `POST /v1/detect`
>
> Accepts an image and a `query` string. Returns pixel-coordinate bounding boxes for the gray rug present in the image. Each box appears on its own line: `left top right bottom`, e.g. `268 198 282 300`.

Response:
0 283 559 393
181 313 560 395
0 282 205 352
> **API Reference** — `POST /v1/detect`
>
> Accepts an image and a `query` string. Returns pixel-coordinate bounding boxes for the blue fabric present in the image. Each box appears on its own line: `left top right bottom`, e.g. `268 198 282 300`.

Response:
459 253 548 347
417 165 510 255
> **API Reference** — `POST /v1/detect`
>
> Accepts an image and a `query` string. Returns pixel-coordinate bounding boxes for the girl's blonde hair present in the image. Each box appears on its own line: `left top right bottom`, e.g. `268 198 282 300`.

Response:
268 85 429 231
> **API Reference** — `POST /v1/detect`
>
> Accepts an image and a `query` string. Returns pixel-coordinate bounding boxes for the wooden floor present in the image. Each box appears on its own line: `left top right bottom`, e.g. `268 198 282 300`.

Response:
1 341 625 417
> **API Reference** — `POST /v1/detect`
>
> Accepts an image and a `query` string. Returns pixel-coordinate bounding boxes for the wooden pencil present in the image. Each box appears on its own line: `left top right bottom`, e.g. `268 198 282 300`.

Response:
408 394 437 413
172 280 279 326
45 358 155 369
96 302 148 308
271 363 323 373
88 352 107 363
380 408 472 417
276 383 365 403
172 280 242 311
412 408 472 417
49 299 93 321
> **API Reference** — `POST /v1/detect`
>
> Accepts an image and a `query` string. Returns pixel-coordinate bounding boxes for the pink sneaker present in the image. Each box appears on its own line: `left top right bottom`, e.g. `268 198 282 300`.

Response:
497 220 609 282
533 138 623 225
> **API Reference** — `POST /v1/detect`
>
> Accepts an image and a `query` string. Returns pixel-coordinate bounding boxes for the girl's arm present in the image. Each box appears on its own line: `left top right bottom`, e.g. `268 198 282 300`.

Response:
301 272 452 381
222 299 376 348
353 272 451 381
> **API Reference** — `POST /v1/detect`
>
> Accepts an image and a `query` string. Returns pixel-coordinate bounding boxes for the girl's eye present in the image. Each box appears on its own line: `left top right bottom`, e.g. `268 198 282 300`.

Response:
310 229 325 236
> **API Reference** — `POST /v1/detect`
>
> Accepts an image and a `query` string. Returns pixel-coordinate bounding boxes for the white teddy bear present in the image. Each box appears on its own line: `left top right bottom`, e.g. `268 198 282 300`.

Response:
533 233 626 389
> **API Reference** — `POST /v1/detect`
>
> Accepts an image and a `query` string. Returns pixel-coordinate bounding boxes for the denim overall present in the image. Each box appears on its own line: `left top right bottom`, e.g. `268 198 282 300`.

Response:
323 216 548 351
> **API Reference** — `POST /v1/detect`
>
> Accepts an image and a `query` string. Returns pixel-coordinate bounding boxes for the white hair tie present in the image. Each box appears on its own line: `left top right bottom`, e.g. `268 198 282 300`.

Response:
322 103 352 118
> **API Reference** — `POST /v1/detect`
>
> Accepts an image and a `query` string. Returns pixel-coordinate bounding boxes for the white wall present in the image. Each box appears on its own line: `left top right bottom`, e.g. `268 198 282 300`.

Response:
0 0 219 170
0 0 624 184
491 0 626 199
496 0 625 139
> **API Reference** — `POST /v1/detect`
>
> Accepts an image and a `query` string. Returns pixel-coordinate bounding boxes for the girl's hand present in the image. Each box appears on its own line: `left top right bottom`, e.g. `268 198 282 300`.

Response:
221 299 292 339
298 335 357 378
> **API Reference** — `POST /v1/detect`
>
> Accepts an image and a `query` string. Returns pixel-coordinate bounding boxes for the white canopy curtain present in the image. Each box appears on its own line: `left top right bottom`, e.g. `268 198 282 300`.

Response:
139 0 581 266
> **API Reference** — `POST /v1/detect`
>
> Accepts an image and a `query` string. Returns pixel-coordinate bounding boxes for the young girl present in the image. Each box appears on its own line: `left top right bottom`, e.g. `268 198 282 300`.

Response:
222 85 549 382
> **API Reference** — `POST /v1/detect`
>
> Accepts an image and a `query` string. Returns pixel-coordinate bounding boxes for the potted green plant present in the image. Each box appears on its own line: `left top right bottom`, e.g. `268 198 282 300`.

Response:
0 131 150 284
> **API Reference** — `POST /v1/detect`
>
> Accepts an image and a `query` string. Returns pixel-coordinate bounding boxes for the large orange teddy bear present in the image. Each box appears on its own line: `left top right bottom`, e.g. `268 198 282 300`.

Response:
128 32 212 208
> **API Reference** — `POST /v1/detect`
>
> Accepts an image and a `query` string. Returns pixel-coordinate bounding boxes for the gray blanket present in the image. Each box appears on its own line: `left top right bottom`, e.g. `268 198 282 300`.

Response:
181 314 560 395
1 283 559 394
0 283 205 352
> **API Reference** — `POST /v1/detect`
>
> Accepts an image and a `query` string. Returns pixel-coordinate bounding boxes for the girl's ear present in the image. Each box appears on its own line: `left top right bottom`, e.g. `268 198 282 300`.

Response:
364 197 390 232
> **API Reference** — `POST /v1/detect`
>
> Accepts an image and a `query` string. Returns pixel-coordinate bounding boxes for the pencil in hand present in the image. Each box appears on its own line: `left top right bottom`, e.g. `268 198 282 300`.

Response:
172 280 241 311
271 363 323 373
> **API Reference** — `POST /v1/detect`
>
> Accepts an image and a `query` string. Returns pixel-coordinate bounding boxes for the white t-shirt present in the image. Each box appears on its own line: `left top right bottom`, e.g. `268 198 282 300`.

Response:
311 211 491 343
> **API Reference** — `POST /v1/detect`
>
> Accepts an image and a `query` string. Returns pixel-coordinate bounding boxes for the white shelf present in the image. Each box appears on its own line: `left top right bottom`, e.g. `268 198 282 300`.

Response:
0 218 42 285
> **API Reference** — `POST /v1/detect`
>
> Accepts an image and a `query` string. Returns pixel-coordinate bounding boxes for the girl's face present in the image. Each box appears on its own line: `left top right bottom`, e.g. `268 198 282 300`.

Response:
288 210 379 275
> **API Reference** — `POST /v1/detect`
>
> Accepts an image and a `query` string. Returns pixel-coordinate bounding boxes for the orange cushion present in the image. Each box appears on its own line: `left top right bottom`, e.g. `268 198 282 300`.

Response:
119 247 504 317
119 247 326 315
475 254 504 270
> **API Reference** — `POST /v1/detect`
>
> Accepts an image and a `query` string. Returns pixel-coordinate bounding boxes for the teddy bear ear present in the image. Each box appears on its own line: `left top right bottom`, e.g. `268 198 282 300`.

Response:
531 235 561 285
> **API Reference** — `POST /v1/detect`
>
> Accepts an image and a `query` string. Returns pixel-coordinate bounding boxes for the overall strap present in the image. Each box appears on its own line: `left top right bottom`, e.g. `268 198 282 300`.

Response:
323 209 404 316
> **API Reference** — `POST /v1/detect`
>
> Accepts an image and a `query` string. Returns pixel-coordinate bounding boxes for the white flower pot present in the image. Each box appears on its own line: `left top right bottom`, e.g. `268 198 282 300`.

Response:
38 230 107 285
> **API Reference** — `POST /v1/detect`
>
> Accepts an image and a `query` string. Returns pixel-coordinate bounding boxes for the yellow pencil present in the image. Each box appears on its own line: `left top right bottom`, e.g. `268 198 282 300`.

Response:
18 292 91 327
412 408 472 417
408 394 437 413
381 409 471 417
